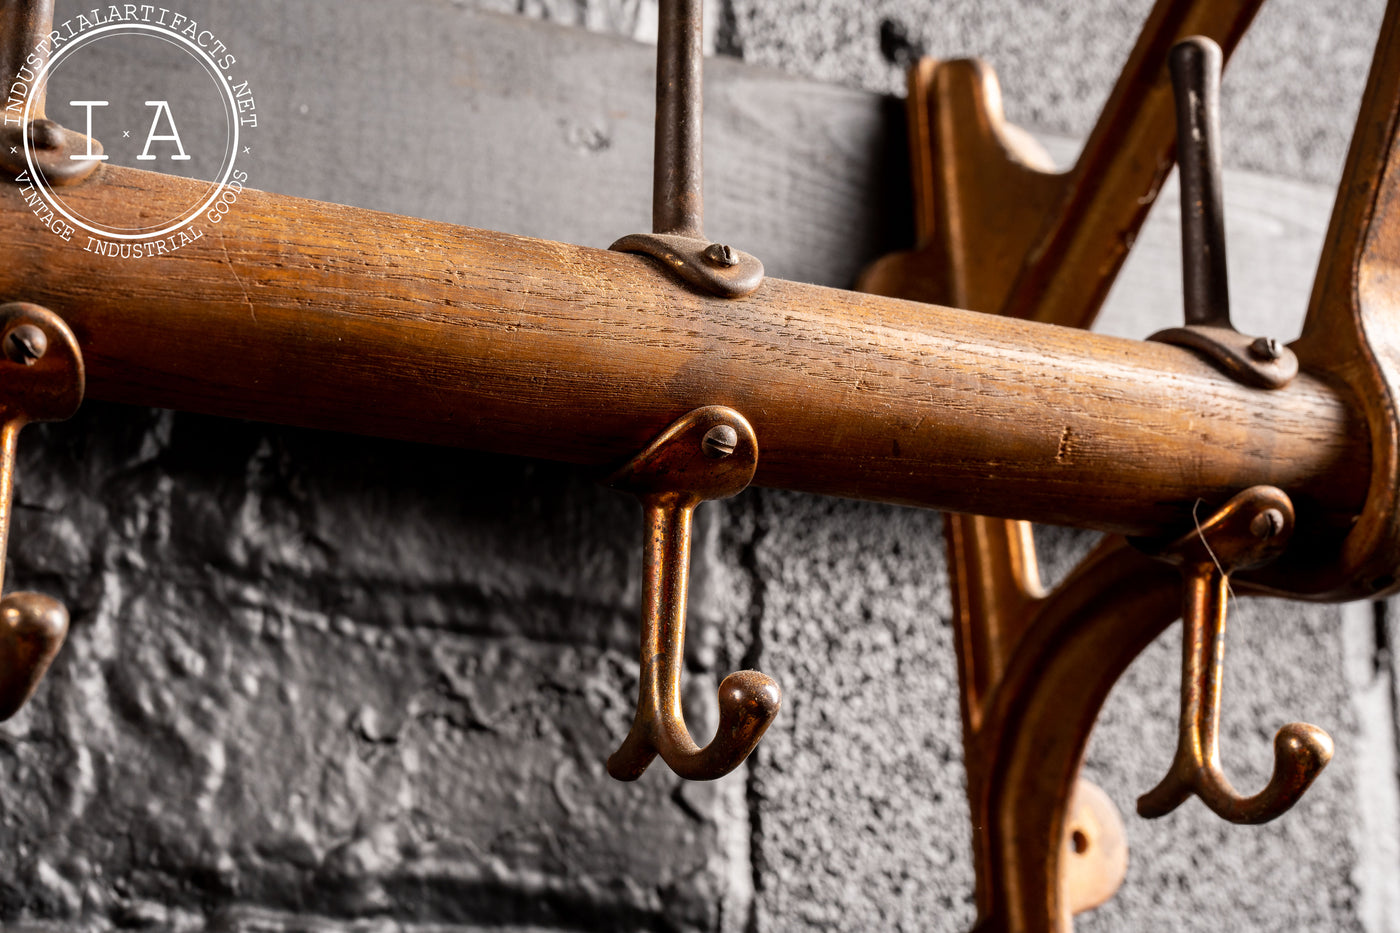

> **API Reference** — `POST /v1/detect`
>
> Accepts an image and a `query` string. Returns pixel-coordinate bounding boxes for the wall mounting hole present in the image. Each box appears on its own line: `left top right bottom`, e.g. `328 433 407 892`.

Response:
1071 829 1090 854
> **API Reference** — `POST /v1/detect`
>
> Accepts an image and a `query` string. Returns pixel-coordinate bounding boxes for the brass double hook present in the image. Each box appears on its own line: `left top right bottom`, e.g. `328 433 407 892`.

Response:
1135 41 1332 825
1137 486 1333 824
0 302 83 721
606 406 781 781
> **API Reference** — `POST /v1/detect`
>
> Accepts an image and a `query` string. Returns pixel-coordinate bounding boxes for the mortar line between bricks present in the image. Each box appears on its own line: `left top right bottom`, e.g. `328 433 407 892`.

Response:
740 488 769 933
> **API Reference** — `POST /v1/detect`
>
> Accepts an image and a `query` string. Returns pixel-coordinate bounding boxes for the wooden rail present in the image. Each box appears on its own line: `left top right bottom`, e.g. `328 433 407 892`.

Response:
1 165 1367 539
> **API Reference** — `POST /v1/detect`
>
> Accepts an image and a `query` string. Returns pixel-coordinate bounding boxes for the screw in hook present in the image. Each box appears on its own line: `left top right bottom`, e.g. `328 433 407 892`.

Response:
1138 486 1331 825
702 423 738 458
26 119 63 152
703 243 739 267
606 406 779 782
1249 336 1283 362
3 324 48 366
1250 508 1285 539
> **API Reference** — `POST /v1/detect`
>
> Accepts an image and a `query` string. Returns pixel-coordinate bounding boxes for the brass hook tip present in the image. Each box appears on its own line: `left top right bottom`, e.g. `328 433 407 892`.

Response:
1275 721 1334 781
0 592 70 721
1138 721 1336 824
1214 722 1334 825
668 669 781 780
602 670 781 783
604 740 652 783
1135 773 1191 820
717 669 783 733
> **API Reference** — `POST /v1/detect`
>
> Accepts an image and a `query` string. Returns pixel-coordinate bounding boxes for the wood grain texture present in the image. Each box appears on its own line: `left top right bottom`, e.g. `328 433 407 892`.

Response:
0 164 1367 540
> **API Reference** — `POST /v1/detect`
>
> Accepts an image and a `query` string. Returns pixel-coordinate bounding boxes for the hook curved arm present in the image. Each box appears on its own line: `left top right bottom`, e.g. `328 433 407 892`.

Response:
1136 486 1333 824
606 406 782 781
0 302 83 721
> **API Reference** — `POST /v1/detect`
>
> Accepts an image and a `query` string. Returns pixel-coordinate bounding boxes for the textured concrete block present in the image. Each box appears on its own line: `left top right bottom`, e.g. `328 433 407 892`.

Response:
1 407 750 931
727 0 1386 185
1078 599 1364 932
4 1 1391 930
744 491 974 932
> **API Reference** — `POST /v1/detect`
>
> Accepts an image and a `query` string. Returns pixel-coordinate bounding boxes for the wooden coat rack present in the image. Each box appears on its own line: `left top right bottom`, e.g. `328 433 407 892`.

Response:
2 0 1399 929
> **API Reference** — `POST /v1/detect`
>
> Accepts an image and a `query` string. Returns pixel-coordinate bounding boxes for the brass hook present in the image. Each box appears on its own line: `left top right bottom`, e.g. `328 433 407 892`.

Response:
606 405 781 781
1137 486 1333 824
0 302 84 721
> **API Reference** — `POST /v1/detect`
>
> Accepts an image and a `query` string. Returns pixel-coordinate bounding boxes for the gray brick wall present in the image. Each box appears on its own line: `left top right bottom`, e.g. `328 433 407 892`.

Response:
3 1 1396 931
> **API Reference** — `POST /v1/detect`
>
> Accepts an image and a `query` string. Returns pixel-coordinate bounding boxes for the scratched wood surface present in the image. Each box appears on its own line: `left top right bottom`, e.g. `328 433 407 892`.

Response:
0 163 1366 544
6 1 1354 550
47 0 1332 333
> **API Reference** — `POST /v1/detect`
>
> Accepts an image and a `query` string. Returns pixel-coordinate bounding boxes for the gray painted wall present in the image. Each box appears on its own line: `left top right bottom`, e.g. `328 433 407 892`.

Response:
3 1 1397 931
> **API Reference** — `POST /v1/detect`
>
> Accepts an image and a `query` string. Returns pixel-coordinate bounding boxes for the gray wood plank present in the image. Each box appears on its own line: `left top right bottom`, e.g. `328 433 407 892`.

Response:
1097 160 1334 343
55 0 1335 336
981 134 1334 343
57 1 911 290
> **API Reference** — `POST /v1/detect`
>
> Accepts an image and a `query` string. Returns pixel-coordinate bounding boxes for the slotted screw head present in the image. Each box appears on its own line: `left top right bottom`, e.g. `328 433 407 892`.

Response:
3 324 47 365
702 424 738 459
703 243 739 267
1250 508 1285 539
1249 336 1283 361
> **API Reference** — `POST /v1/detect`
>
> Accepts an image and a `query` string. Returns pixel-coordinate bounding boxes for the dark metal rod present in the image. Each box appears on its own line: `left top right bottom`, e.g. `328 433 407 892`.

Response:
1 0 54 121
652 0 705 238
1170 37 1231 327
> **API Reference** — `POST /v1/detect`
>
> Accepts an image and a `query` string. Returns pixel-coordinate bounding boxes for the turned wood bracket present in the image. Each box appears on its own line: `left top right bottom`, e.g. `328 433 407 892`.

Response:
860 0 1400 930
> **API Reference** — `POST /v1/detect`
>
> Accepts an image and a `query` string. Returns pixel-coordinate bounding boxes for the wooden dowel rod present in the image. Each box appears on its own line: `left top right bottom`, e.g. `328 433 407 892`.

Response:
0 166 1369 537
